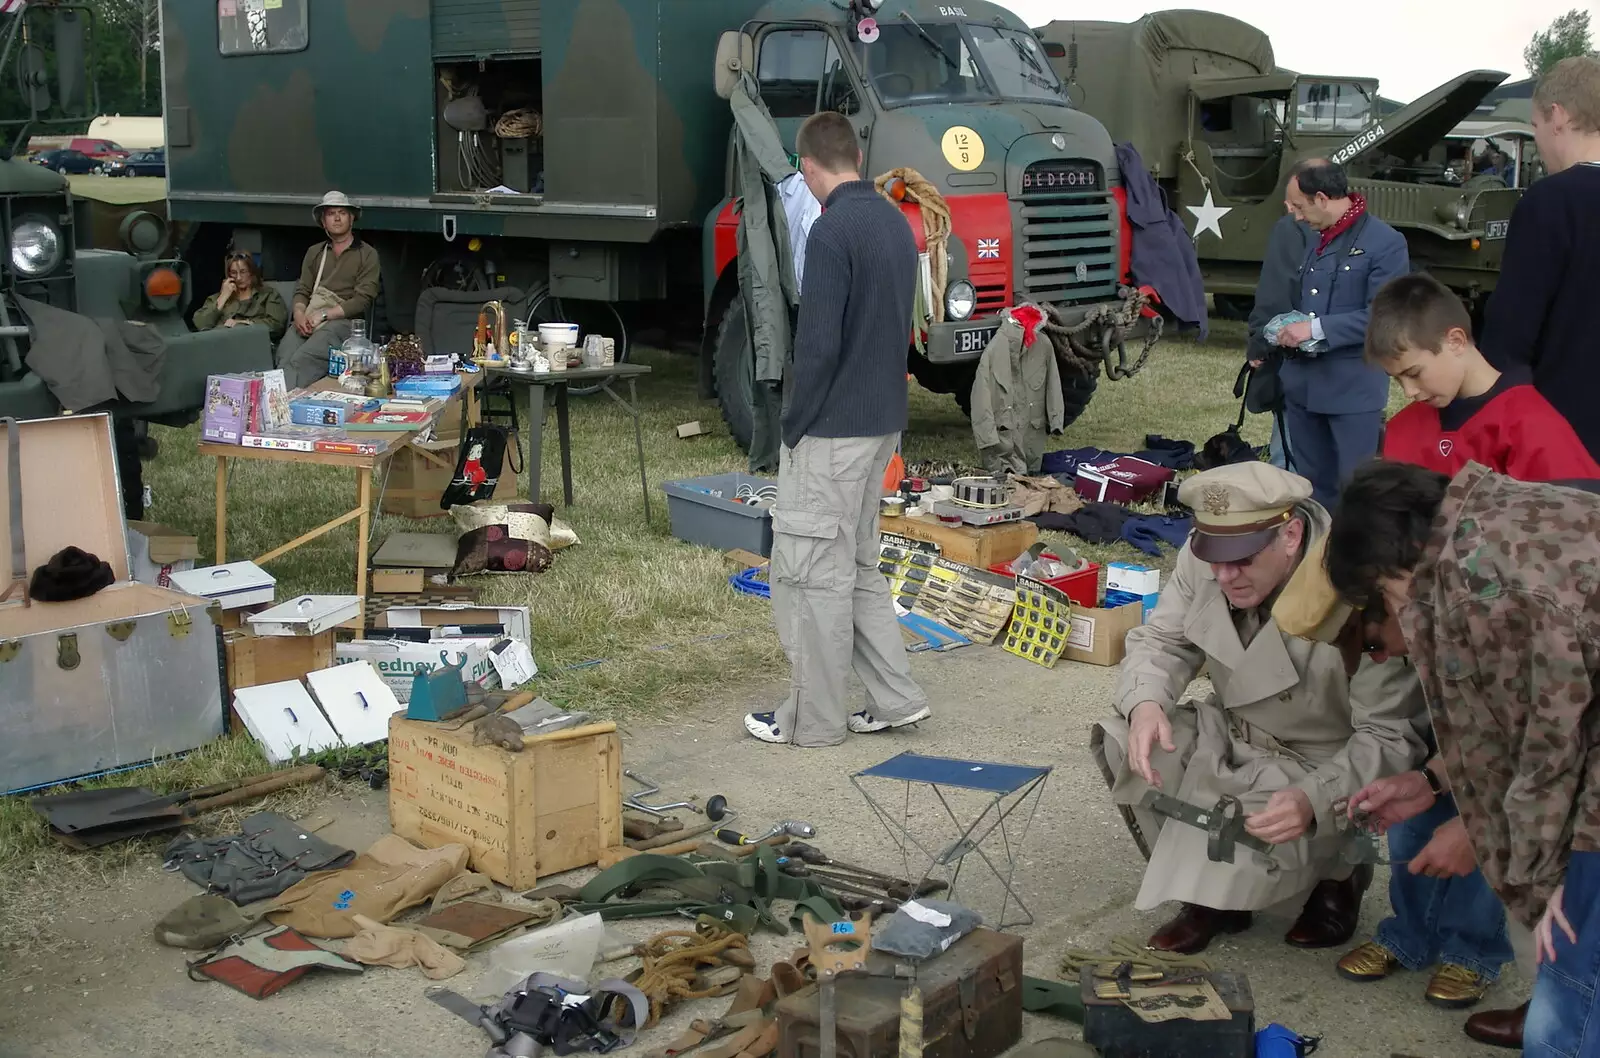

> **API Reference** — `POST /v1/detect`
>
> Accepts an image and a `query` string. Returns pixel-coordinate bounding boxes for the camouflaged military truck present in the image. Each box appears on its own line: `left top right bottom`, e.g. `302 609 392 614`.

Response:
0 2 268 426
159 0 1145 449
1036 11 1521 322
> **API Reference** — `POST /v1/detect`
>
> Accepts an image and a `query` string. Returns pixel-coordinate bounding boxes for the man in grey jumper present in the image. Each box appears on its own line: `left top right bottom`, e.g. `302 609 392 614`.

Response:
744 111 931 747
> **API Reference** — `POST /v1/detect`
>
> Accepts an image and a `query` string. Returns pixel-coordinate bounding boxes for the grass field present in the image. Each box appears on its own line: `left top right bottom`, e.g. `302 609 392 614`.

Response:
0 318 1319 940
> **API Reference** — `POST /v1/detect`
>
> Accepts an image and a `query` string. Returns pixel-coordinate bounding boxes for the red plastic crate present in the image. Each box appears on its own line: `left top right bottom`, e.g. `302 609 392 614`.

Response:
988 556 1100 608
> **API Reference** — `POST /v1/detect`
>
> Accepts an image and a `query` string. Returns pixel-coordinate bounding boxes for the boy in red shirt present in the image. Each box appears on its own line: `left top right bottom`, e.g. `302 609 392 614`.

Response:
1329 271 1599 1047
1367 272 1600 480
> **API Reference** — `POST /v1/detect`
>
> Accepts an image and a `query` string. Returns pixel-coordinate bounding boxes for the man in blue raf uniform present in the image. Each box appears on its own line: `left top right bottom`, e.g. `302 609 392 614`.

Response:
1275 159 1409 507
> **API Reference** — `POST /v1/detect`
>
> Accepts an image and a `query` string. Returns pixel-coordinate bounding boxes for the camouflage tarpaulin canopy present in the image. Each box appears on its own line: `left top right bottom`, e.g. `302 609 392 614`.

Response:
1037 10 1274 177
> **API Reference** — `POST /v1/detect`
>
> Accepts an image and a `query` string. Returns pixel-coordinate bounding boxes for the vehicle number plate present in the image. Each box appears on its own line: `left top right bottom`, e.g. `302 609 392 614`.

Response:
1484 219 1510 240
955 325 998 355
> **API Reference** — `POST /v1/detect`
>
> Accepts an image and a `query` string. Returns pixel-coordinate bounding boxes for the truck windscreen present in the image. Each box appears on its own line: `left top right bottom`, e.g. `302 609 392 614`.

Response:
854 22 1066 108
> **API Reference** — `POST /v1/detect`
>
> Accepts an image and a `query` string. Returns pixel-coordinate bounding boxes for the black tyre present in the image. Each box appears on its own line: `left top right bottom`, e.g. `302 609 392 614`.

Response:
1059 364 1099 428
1212 293 1254 321
713 298 755 452
907 353 977 416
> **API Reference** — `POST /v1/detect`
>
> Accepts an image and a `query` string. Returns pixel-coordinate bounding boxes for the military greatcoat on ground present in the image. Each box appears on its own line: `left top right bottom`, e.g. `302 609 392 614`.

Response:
1090 499 1428 912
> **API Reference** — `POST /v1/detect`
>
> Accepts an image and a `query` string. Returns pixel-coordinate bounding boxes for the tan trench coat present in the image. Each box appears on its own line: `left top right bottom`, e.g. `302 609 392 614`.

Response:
1090 504 1428 911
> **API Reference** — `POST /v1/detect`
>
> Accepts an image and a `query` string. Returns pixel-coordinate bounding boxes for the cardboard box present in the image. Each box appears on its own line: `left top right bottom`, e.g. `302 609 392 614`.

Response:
335 637 501 703
1064 602 1144 666
372 567 425 594
388 716 623 889
379 437 513 519
877 513 1037 569
383 604 531 648
125 521 198 588
1106 562 1160 596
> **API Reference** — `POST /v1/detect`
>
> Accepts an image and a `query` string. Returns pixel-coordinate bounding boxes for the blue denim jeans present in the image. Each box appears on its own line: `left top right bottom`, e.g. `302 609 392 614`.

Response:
1268 414 1290 470
1526 851 1600 1056
1372 796 1513 979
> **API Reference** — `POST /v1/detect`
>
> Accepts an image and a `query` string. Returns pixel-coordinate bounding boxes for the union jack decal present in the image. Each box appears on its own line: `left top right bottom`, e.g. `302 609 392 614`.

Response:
977 238 1000 259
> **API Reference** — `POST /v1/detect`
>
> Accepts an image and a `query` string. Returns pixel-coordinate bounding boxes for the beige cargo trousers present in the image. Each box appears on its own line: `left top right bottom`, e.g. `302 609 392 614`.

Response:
769 432 929 746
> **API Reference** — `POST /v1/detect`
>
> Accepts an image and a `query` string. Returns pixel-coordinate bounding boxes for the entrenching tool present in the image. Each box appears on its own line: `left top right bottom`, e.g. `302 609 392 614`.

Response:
37 765 327 848
778 863 946 904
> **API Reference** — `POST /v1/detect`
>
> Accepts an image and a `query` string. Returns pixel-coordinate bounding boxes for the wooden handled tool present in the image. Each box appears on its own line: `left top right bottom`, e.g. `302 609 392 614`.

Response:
185 765 326 816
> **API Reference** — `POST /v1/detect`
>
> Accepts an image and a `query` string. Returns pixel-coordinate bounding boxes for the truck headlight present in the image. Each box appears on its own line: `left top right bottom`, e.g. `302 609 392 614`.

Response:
11 218 62 277
1453 197 1471 231
946 280 976 321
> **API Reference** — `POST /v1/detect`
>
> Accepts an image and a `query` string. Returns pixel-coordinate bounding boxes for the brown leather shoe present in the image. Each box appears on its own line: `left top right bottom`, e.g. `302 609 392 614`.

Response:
1284 864 1373 948
1147 903 1253 954
1463 1001 1526 1050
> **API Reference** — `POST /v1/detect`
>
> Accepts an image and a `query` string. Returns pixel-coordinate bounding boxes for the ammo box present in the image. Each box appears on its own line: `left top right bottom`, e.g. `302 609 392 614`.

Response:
0 414 224 794
776 929 1023 1058
388 715 623 888
1081 969 1255 1058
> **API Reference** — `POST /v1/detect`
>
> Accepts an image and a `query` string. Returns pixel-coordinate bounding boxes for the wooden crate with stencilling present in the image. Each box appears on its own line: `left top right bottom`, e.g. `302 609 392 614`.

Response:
387 716 622 889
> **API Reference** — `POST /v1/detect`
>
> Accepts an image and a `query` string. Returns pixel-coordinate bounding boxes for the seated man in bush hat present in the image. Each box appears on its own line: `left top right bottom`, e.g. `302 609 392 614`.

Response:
1090 461 1427 954
277 190 382 388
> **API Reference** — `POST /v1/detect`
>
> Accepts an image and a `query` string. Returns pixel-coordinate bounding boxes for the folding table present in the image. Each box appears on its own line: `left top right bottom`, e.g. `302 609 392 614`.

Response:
852 751 1052 929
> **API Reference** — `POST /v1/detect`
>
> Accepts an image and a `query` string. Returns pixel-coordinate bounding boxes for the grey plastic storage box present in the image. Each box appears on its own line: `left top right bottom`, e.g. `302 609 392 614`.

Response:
662 472 776 556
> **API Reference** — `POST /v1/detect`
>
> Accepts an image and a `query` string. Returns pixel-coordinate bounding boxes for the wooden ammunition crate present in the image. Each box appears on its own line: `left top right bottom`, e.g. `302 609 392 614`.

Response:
879 512 1037 569
224 629 336 695
387 716 622 889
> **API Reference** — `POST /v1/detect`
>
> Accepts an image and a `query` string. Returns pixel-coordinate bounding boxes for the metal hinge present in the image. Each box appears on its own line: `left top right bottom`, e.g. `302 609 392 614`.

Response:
106 621 137 642
0 640 19 663
58 633 80 670
958 972 979 1040
168 609 193 638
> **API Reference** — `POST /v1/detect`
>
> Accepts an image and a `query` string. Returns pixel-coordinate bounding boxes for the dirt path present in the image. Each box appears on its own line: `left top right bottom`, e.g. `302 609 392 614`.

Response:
0 649 1521 1057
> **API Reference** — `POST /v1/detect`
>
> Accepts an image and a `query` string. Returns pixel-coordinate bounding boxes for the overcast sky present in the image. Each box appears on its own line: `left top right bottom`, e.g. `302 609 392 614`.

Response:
1005 1 1598 103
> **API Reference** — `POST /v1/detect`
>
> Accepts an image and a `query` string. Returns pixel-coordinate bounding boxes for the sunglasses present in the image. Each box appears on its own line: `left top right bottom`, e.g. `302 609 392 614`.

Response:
226 251 253 261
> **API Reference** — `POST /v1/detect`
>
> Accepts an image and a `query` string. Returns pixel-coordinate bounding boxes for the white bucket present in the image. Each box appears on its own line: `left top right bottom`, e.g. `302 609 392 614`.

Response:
539 323 579 351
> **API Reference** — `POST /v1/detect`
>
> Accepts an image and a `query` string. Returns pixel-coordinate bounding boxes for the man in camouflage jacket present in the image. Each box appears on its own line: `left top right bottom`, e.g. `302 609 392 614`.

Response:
1288 459 1600 1054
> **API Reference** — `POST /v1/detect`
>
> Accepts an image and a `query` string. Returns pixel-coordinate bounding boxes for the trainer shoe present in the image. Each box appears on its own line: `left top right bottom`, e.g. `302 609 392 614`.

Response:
743 711 790 744
1336 941 1401 982
848 706 932 734
1425 964 1492 1009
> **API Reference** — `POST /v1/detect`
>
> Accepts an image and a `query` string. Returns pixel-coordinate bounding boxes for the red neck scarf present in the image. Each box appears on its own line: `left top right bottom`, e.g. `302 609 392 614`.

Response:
1316 193 1367 253
1011 304 1044 347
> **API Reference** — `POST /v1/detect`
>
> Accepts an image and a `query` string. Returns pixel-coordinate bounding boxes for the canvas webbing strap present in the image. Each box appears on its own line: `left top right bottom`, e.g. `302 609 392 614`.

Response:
1 417 25 606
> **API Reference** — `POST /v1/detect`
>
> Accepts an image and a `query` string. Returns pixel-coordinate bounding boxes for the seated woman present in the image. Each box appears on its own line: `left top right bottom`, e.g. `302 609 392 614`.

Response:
192 251 288 340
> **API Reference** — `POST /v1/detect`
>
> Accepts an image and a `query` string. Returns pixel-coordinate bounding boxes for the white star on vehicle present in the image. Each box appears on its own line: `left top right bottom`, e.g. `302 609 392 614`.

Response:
1186 190 1233 241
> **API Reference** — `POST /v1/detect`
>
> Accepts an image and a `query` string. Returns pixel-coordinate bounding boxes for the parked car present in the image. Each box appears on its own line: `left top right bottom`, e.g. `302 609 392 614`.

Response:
33 148 100 174
106 149 164 177
24 136 128 162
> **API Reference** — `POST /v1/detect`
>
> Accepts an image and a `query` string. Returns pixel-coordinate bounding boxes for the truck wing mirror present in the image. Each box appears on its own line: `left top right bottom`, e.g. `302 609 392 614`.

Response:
714 31 755 101
54 8 87 114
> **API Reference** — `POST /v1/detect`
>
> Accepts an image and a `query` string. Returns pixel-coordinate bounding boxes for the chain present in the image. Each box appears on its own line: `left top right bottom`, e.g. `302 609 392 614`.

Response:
1042 286 1163 382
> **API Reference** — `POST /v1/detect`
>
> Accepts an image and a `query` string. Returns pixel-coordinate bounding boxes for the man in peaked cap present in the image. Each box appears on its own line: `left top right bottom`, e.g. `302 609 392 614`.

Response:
1089 461 1428 955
